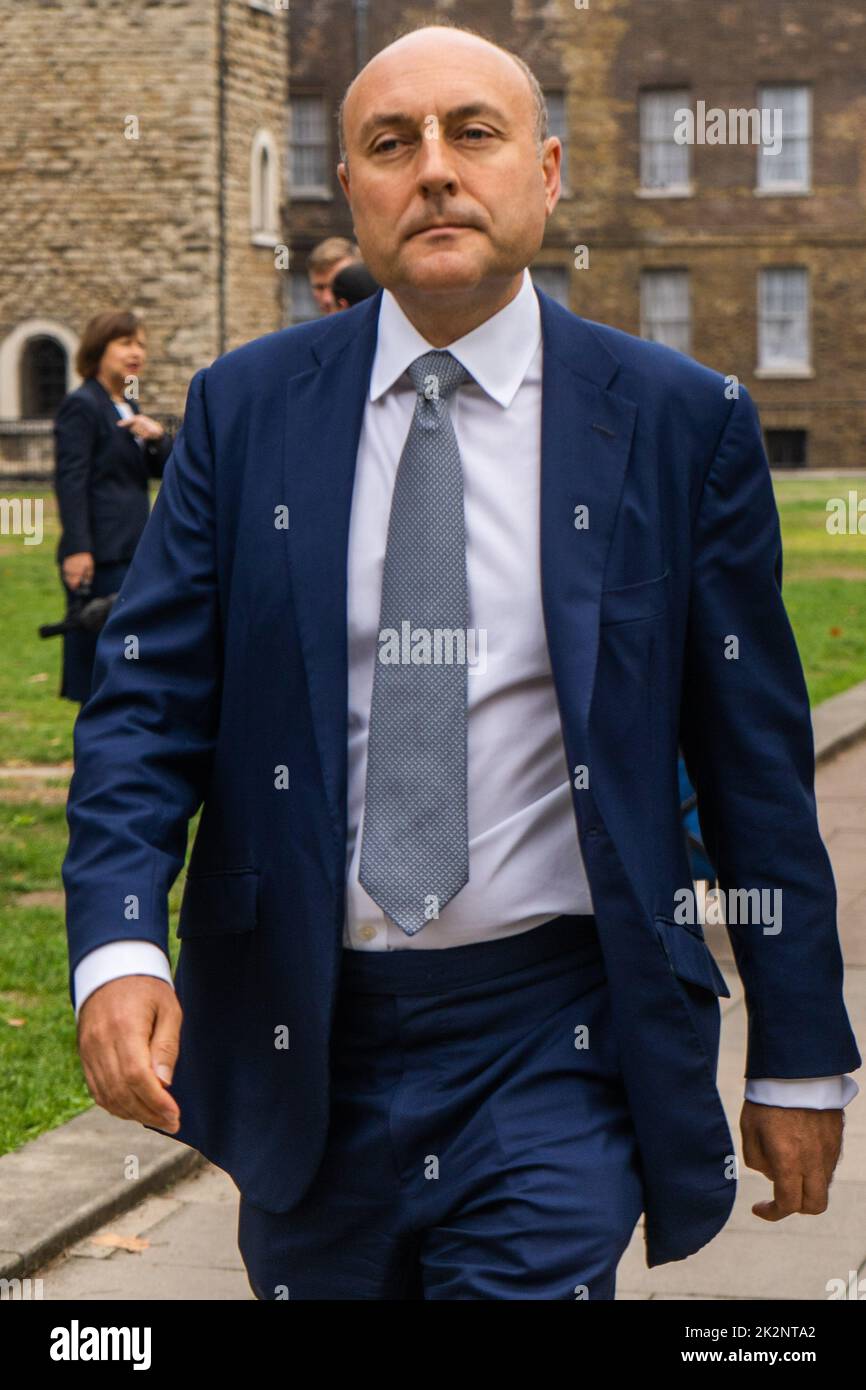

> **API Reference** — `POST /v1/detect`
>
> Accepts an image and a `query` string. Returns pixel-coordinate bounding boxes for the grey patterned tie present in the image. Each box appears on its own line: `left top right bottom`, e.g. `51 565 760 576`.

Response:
359 349 473 936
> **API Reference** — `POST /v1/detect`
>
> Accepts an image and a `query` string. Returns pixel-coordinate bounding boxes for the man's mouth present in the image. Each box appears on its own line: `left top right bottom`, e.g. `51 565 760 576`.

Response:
410 223 473 238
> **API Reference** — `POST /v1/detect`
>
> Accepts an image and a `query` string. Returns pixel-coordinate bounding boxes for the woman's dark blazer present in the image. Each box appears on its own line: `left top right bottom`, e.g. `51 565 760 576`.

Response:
53 376 174 566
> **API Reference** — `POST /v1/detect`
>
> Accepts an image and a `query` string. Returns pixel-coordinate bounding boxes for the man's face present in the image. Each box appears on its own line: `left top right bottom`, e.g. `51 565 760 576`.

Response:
337 31 560 301
309 256 355 314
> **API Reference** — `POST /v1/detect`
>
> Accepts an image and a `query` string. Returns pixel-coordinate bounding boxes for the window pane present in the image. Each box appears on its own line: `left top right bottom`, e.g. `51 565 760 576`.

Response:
641 270 690 354
291 97 328 188
757 85 810 188
292 97 326 142
290 271 319 324
640 90 690 189
759 268 809 366
293 146 327 188
545 91 567 161
765 429 807 467
531 266 570 306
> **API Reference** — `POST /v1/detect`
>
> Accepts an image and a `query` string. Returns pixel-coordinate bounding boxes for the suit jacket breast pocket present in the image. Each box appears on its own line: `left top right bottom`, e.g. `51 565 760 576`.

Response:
599 569 670 627
176 868 260 939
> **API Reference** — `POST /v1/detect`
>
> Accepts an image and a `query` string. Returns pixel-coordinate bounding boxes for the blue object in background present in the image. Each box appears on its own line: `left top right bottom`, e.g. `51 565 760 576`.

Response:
679 757 716 881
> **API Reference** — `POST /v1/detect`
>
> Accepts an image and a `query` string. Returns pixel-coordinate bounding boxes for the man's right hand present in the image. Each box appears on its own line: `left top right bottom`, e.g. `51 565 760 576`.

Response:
77 977 182 1133
62 551 95 590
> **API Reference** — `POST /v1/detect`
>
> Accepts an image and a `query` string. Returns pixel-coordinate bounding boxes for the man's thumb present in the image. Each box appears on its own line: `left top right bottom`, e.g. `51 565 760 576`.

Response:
151 1024 180 1087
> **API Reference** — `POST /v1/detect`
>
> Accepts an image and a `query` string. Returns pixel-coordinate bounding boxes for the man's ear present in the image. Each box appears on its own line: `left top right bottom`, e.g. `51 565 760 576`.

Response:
337 162 350 202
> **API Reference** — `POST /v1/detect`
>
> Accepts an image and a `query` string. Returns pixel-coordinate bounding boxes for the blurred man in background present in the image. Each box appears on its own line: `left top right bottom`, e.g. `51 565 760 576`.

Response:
306 236 360 313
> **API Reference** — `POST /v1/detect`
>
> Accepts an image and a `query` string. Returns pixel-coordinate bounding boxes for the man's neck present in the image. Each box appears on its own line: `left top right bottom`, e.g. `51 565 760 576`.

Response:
389 272 524 347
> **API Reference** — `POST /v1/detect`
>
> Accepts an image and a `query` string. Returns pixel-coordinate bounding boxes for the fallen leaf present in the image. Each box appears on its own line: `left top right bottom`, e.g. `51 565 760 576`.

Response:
90 1233 150 1252
5 1018 26 1027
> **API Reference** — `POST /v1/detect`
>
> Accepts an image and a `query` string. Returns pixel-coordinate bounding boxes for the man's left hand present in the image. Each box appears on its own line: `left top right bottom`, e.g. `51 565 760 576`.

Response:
741 1100 844 1221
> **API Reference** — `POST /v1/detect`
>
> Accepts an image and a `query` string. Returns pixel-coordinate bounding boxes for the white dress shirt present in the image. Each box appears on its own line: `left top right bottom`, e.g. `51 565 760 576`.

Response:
71 270 858 1112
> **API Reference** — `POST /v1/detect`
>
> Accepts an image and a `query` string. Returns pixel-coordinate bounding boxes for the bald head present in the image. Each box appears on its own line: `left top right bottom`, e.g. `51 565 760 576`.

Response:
338 24 548 170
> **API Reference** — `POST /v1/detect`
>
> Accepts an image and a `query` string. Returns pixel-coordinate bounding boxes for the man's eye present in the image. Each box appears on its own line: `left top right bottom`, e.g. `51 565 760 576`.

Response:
458 127 492 141
373 137 405 154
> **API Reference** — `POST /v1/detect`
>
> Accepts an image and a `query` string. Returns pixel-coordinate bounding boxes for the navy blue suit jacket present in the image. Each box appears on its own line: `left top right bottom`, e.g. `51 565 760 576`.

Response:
62 288 861 1267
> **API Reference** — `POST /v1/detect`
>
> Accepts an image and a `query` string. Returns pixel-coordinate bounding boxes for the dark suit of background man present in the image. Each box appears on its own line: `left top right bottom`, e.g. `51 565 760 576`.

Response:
53 311 173 705
62 25 860 1300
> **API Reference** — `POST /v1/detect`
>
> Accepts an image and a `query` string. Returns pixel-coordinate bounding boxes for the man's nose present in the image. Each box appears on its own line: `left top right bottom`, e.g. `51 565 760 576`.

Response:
414 132 459 193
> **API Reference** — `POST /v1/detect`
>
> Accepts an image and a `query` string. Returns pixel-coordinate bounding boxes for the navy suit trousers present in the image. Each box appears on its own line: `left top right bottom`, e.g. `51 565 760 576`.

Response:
237 914 646 1300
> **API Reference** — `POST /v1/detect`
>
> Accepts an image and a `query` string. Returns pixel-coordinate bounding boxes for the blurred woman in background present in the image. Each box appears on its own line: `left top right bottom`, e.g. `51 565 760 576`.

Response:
53 310 173 707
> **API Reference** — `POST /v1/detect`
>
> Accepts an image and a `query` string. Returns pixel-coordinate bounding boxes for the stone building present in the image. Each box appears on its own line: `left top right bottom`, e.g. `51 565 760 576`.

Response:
288 0 866 469
0 0 289 467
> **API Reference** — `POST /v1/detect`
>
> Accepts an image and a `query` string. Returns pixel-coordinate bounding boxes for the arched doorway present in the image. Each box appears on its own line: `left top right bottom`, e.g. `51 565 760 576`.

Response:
20 335 68 418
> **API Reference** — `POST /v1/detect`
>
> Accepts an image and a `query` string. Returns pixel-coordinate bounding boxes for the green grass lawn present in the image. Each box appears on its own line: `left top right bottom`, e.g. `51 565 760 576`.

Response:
0 476 864 1155
773 478 866 705
0 789 190 1153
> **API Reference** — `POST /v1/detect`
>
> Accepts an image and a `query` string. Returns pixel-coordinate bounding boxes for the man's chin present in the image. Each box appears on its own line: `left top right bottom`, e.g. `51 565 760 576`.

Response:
397 252 487 296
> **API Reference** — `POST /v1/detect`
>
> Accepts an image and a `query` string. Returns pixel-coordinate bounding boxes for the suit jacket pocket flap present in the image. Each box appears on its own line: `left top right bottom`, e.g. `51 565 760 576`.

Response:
654 916 731 998
600 570 669 626
177 869 259 938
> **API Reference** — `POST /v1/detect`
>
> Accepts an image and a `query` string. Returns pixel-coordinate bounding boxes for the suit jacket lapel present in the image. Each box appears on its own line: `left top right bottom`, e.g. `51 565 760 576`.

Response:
537 293 637 760
281 294 382 864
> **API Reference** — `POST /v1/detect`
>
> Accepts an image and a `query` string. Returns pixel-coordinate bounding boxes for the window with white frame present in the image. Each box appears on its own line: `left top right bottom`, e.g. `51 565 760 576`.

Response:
250 130 279 243
757 85 810 192
531 265 570 307
758 268 810 370
290 96 330 195
640 89 691 192
640 270 690 354
545 91 568 188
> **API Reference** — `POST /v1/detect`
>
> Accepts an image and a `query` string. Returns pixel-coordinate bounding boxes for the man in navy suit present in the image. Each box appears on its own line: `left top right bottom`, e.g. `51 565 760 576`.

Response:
63 24 860 1299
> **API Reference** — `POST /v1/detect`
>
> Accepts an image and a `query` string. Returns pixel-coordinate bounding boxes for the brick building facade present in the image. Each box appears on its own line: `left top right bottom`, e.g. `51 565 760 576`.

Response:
288 0 866 468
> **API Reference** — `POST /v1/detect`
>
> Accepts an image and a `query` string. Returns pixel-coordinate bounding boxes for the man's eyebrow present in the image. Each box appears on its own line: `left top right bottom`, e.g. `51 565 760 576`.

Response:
357 103 510 144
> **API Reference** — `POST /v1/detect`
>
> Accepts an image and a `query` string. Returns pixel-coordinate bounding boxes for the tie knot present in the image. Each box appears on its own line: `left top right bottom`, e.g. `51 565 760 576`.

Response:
407 350 472 403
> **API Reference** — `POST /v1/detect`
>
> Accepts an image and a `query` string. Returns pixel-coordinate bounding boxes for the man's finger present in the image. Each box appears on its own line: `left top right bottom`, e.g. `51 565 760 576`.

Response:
113 1026 181 1130
799 1167 830 1216
752 1171 803 1222
150 1006 181 1087
741 1111 772 1180
79 1051 137 1123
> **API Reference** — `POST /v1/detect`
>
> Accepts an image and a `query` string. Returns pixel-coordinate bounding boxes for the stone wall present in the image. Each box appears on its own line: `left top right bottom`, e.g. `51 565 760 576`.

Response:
0 0 289 423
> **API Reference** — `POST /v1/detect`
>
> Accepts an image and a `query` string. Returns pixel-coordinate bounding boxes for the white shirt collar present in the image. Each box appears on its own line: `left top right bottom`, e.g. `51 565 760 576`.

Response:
369 266 541 409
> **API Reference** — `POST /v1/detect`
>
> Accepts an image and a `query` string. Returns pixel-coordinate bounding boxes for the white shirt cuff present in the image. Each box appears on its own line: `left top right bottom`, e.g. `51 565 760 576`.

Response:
745 1075 860 1109
74 940 174 1020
